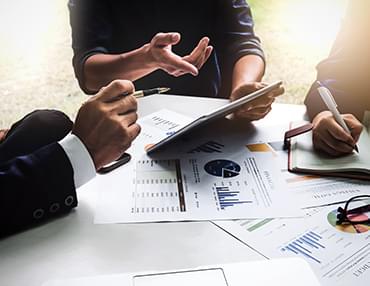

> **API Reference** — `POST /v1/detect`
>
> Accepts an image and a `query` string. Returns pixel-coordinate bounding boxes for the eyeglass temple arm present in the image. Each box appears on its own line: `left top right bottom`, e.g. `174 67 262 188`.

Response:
346 204 370 215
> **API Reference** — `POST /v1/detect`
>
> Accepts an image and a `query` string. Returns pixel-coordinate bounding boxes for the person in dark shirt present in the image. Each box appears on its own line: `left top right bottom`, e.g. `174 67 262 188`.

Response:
305 1 369 156
69 0 283 121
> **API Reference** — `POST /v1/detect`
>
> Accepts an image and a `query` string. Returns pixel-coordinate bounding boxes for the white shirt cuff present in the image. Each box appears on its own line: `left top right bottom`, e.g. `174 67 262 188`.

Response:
58 133 96 188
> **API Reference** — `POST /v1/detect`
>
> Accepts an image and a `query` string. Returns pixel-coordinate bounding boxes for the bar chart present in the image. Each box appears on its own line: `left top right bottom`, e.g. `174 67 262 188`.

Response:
280 231 325 264
215 186 252 210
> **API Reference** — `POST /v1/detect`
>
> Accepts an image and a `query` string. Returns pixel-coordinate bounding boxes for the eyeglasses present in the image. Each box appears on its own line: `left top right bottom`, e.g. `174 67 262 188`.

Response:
336 195 370 227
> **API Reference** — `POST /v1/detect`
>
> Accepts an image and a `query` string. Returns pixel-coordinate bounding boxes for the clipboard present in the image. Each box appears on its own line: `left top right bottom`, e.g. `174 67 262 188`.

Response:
146 80 283 154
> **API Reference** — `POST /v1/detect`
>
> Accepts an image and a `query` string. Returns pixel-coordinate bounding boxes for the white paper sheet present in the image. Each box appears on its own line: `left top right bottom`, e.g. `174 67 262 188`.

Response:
94 110 303 224
214 206 370 286
42 258 320 286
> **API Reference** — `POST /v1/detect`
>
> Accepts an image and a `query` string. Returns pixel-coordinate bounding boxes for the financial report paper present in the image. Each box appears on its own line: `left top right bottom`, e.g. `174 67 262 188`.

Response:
94 109 302 224
214 206 370 286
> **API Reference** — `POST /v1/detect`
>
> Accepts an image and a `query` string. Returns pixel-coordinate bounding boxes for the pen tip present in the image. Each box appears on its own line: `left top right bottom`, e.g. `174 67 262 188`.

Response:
158 87 171 94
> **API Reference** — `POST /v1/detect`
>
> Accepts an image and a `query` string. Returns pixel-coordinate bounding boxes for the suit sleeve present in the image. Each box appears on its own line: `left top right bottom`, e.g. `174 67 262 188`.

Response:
68 0 112 94
0 143 77 236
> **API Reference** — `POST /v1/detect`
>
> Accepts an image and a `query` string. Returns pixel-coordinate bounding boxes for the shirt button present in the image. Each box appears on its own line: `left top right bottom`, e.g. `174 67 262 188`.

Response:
33 209 44 219
49 203 60 213
64 195 74 206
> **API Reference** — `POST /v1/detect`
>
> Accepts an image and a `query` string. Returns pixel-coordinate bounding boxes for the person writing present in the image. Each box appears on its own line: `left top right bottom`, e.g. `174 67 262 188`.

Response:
0 80 140 236
68 0 284 121
305 0 369 156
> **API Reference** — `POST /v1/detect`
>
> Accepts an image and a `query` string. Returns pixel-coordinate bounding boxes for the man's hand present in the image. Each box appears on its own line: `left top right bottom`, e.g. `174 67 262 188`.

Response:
72 80 141 170
230 82 284 121
147 32 213 77
312 111 362 156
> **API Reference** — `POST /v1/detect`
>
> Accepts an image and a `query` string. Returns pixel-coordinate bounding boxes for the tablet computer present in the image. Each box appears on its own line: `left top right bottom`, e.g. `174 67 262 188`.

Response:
146 80 282 154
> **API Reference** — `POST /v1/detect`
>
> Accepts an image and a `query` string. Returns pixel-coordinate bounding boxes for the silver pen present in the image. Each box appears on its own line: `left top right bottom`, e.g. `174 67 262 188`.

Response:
317 81 359 153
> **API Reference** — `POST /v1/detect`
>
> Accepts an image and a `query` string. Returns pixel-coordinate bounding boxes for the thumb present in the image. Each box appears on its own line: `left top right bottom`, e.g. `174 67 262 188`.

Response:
153 32 181 46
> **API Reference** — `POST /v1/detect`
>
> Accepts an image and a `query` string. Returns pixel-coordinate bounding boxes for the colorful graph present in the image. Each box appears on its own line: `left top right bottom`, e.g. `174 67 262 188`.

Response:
280 231 325 264
204 160 241 178
246 143 274 153
215 186 252 210
327 209 370 234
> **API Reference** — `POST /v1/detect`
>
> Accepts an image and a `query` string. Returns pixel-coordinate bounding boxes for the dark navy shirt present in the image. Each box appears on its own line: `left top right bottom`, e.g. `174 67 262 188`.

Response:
68 0 264 98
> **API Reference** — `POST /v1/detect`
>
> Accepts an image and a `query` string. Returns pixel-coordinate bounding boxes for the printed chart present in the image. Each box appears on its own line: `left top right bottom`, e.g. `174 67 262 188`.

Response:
132 159 185 214
95 109 302 224
215 206 370 286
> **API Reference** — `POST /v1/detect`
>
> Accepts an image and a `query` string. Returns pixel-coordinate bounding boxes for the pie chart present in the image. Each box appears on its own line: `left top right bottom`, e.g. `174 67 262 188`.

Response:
327 209 370 234
204 159 241 178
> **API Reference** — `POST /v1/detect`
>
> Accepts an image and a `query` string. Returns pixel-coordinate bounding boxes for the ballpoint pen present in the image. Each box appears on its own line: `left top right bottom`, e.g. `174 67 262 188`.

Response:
133 87 170 98
108 87 170 103
317 81 359 153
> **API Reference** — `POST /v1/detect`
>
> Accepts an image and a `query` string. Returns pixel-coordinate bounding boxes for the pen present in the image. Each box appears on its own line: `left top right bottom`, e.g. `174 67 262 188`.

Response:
108 87 170 103
133 87 170 98
317 81 359 153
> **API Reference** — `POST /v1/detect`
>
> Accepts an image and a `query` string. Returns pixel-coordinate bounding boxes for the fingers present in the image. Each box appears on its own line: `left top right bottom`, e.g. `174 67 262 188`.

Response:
162 51 199 76
312 111 360 156
270 86 285 98
235 94 275 117
230 82 281 121
186 37 211 68
153 32 181 47
234 105 272 121
112 95 138 115
230 82 264 101
97 80 135 102
313 136 343 157
326 122 356 147
119 110 138 127
314 128 355 154
189 38 209 60
343 114 363 142
202 46 213 66
127 123 141 142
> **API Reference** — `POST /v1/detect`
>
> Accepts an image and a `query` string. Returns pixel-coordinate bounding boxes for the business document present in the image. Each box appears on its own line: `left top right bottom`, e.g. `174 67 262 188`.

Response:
214 206 370 286
94 110 302 224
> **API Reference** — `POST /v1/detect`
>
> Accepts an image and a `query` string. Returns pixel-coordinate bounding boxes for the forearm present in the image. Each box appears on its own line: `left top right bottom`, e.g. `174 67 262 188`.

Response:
84 44 157 93
231 55 265 94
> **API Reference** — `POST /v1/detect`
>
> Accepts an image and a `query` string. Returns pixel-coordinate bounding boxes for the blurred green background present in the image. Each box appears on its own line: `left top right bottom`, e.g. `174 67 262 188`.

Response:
0 0 347 128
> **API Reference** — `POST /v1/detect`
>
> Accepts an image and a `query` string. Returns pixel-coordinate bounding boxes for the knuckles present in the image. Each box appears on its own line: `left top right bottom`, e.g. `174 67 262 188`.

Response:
111 79 134 94
124 95 138 110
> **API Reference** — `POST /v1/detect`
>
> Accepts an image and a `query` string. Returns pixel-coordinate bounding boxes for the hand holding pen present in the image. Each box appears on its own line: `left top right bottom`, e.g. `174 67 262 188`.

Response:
98 86 170 174
311 81 363 156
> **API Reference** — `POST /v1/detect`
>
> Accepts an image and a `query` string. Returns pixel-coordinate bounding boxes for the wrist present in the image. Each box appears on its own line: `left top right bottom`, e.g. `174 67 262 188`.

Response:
140 43 158 70
117 44 158 73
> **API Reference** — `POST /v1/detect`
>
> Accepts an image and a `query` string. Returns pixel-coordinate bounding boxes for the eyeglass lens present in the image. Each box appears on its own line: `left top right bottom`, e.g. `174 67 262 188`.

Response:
346 196 370 223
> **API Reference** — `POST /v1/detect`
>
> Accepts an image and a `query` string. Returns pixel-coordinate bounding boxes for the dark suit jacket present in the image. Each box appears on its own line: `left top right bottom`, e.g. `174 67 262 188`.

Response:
305 1 370 121
0 143 77 236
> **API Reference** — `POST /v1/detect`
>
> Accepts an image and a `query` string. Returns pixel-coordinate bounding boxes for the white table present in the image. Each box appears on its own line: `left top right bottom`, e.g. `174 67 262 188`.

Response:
0 95 306 286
